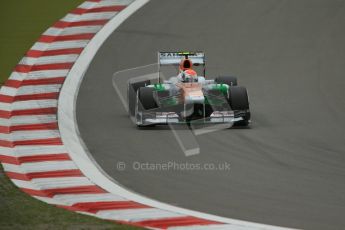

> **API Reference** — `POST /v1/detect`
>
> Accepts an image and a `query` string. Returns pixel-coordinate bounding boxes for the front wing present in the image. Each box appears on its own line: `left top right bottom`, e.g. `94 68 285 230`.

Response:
135 93 246 126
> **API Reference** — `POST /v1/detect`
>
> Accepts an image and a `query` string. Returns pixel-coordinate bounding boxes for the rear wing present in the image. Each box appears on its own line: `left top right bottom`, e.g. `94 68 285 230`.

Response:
158 51 205 66
158 51 206 81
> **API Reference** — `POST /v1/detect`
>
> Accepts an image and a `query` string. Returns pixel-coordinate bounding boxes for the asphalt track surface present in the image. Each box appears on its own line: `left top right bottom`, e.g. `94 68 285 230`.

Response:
76 1 345 229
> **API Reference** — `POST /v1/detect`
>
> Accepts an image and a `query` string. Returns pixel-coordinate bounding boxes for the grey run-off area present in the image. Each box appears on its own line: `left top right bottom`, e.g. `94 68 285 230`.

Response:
77 0 345 229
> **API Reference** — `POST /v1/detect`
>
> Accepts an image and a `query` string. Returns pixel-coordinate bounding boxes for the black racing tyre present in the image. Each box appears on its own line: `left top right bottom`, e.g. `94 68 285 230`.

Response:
215 76 238 86
128 80 150 116
228 86 250 126
228 86 249 110
137 87 157 110
235 119 250 127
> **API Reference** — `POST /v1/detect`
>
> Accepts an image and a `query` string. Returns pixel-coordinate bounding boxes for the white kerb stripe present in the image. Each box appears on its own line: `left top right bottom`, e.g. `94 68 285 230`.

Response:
0 99 57 111
0 145 66 157
0 86 17 97
31 40 89 51
11 177 92 190
0 147 13 157
97 208 186 222
54 193 127 204
9 70 69 81
0 130 60 141
0 149 67 158
78 0 133 9
17 85 61 96
35 193 127 206
1 85 61 97
63 12 118 22
44 26 102 36
77 1 99 9
3 161 77 174
0 115 57 127
19 55 78 66
96 0 134 7
7 72 27 81
12 145 67 157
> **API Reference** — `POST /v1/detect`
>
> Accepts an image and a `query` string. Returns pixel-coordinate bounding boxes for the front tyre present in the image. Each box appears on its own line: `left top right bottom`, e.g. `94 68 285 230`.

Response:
137 87 157 110
136 87 157 127
228 86 250 126
128 80 150 117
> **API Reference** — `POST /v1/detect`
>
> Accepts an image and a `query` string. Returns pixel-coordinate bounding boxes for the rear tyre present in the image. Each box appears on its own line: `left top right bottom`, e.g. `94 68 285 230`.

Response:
215 76 238 86
228 86 250 126
128 80 150 116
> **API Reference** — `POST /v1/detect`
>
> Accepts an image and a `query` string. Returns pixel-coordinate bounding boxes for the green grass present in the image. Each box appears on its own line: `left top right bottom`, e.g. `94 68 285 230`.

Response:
0 1 141 229
0 0 82 84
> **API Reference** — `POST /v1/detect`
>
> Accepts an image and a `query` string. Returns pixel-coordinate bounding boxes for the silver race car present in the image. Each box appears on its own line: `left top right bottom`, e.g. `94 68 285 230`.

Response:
128 51 250 127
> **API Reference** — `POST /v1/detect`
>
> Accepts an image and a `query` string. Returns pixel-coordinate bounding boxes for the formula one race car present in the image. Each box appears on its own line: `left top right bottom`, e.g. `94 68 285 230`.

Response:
127 51 250 127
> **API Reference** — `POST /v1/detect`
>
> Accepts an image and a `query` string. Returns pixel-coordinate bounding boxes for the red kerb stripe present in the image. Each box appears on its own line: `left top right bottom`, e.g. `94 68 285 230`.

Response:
0 138 63 148
71 5 126 14
60 201 149 213
0 108 57 119
38 34 94 43
15 63 73 73
134 216 221 229
0 92 59 103
88 5 127 13
13 138 63 146
0 122 58 134
26 48 83 58
5 77 66 88
53 19 108 28
0 153 69 165
12 122 58 132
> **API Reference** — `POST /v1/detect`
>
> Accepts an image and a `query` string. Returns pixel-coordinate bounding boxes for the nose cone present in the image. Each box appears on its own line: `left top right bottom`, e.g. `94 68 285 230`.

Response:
185 90 205 104
179 83 204 103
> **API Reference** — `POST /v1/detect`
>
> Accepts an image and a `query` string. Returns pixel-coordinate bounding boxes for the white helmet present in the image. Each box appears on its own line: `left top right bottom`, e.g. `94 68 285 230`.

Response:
181 69 197 82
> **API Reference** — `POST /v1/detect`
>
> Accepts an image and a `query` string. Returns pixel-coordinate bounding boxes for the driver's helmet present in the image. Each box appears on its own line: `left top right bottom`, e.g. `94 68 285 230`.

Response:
181 69 198 82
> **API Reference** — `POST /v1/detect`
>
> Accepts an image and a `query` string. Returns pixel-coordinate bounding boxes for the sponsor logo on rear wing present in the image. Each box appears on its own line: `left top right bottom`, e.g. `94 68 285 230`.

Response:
159 51 205 65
